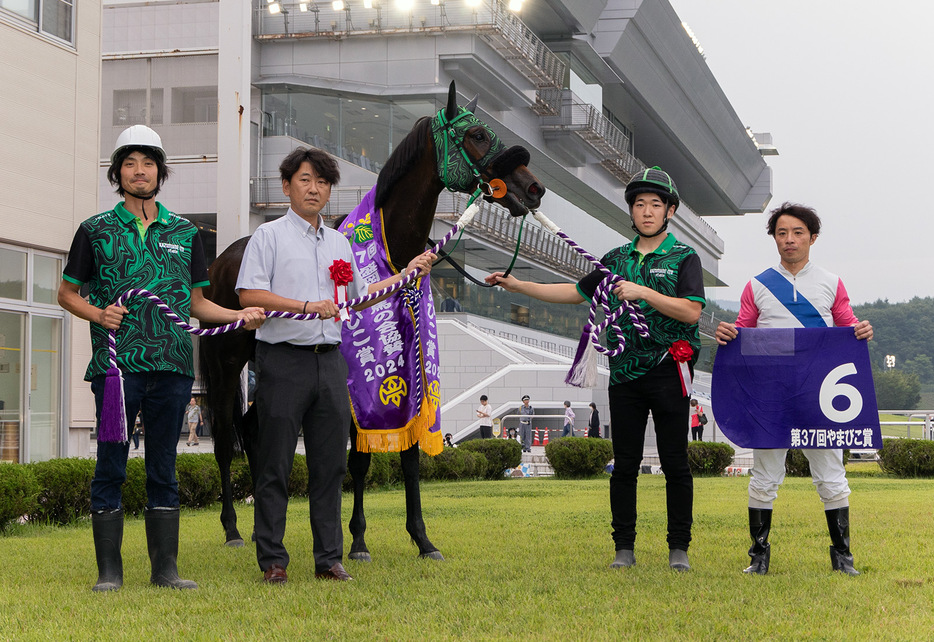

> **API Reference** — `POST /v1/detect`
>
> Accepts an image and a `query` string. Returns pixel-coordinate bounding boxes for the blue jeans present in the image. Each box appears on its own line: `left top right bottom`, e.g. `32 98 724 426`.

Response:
90 371 193 511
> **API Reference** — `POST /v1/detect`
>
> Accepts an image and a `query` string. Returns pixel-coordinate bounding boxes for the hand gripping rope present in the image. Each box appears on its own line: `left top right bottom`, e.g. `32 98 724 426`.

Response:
98 203 483 443
530 210 651 388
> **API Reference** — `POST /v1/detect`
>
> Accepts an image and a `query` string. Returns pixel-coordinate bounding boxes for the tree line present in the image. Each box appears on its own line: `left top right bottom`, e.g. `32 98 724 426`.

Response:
852 297 934 409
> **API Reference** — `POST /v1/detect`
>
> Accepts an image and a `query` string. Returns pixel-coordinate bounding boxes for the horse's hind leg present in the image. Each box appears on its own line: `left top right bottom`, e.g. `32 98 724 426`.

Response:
347 430 372 562
401 443 443 560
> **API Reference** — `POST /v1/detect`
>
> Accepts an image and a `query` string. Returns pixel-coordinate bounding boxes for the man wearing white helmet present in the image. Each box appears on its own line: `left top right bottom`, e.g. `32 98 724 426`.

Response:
487 167 705 572
58 125 265 592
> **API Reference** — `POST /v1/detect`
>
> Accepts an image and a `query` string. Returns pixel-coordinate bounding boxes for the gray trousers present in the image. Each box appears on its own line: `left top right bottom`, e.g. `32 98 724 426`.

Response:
520 423 532 450
253 342 350 573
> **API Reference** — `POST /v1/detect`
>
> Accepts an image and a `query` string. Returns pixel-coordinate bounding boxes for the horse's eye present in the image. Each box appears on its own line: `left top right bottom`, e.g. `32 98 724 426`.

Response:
472 131 486 142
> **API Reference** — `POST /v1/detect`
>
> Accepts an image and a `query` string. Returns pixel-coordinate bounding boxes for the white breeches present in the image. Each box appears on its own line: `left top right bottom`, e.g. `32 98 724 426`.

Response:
748 448 850 510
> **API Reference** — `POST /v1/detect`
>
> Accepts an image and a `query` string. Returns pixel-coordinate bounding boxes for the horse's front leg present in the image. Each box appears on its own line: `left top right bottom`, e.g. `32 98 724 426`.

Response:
347 427 372 562
401 442 443 560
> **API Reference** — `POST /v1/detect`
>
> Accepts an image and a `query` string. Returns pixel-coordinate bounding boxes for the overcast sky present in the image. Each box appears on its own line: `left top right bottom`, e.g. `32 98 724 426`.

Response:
669 0 934 306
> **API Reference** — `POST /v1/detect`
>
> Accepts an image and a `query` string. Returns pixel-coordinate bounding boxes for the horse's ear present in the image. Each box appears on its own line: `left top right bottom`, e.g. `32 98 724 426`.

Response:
445 81 458 121
465 94 478 114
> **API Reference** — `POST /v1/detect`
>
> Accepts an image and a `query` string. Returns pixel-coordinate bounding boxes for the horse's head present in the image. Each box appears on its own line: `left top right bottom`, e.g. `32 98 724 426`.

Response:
432 82 545 217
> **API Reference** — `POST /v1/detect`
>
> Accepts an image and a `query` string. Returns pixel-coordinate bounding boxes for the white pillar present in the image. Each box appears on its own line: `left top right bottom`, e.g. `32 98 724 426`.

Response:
216 0 253 252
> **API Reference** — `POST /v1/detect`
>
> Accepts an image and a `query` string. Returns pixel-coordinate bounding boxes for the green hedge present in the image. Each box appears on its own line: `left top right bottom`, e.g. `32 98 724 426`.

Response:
544 437 614 478
687 441 735 476
457 439 522 479
431 447 488 480
784 449 851 477
176 453 222 508
0 464 39 531
878 438 934 477
29 458 96 524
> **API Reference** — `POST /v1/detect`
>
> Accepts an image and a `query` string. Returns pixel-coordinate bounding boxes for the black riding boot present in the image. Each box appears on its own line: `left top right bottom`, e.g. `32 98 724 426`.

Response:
91 509 124 592
825 507 859 576
742 508 772 575
144 508 198 589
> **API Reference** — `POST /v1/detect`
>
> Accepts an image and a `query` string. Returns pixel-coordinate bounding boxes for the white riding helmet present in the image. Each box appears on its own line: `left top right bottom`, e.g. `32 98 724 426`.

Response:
111 125 166 164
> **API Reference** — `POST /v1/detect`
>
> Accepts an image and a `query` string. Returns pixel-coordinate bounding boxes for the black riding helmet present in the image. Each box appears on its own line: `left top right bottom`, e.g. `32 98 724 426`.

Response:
624 166 679 237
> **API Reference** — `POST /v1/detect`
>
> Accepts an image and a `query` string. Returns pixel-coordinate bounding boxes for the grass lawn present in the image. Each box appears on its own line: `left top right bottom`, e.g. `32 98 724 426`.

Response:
2 474 933 641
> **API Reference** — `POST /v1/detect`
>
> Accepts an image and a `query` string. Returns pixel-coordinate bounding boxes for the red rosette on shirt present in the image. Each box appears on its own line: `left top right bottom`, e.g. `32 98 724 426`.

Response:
668 339 694 397
330 259 353 321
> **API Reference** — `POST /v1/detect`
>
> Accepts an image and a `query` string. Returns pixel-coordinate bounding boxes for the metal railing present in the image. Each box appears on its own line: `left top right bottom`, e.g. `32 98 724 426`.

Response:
254 0 565 92
540 89 646 184
877 410 934 440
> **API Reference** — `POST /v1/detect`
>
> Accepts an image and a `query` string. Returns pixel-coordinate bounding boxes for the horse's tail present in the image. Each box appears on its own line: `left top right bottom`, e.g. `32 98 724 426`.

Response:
198 334 249 458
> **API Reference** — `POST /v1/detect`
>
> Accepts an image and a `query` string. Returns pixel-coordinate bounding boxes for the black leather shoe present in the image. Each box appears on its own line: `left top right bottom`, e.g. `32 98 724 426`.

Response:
315 563 353 581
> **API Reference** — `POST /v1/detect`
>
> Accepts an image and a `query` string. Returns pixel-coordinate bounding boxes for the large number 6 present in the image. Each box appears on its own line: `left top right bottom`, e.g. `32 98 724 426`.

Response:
818 363 863 423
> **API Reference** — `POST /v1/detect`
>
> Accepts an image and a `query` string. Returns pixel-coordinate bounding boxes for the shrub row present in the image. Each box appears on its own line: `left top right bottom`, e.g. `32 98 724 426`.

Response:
1 440 524 530
544 437 614 478
784 449 851 477
687 441 735 476
878 438 934 477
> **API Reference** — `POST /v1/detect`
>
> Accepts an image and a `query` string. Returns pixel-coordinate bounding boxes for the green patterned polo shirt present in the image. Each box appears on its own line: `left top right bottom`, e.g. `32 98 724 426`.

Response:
576 233 705 385
63 202 209 380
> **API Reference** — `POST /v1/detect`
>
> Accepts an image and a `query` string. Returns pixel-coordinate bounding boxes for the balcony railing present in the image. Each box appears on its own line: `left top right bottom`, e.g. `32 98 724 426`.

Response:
540 89 646 183
249 180 591 278
254 0 565 95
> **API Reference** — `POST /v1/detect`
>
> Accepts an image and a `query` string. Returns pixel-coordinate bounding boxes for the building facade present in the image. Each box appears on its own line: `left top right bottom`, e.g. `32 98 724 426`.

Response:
0 0 101 462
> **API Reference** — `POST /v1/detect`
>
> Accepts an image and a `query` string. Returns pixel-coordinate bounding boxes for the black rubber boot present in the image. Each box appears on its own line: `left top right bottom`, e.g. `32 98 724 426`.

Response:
144 508 198 589
742 508 772 575
826 507 859 576
91 509 124 592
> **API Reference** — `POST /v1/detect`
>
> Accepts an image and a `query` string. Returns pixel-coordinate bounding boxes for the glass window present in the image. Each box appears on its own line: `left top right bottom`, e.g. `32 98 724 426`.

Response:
171 86 218 124
0 311 25 463
40 0 71 42
113 88 165 126
0 247 27 301
1 0 37 22
261 89 437 174
28 315 61 461
32 255 61 305
0 0 72 44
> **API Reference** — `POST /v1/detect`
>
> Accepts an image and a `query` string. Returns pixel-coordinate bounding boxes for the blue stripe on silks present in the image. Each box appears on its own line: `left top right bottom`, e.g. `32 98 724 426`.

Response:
755 268 828 328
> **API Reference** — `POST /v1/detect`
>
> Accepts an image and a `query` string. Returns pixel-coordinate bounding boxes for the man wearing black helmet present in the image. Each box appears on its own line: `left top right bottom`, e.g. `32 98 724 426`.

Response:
487 167 705 571
58 125 265 592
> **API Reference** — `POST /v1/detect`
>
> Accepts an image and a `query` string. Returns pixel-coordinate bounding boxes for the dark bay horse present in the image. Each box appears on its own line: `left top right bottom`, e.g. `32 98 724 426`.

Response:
200 81 545 559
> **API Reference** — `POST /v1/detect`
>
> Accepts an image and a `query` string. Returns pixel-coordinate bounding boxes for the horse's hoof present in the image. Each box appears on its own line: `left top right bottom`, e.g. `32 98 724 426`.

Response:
419 550 445 561
348 551 372 563
225 538 245 548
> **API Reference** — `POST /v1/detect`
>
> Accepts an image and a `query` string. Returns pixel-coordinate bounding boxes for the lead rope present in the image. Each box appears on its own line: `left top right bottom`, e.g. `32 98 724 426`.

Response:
97 203 483 443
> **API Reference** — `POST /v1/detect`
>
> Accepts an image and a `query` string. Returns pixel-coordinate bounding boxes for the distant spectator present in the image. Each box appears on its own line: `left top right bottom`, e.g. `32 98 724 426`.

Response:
444 433 456 448
519 395 533 452
562 401 576 437
689 398 705 441
440 296 462 312
477 395 493 439
588 402 601 438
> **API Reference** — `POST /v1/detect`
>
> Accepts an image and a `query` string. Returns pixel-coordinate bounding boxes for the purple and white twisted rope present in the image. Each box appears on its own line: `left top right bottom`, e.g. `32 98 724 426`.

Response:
532 210 650 356
99 203 481 444
106 203 482 373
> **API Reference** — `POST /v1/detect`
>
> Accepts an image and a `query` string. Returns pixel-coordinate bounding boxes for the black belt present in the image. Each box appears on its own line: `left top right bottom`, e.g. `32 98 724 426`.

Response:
290 343 341 353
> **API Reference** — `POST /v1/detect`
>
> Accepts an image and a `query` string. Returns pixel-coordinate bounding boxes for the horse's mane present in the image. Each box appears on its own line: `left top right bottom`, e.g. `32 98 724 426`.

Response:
374 116 433 210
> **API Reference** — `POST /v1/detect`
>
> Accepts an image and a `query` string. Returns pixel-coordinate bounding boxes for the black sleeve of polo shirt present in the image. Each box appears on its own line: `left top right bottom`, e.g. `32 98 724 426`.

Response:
576 267 605 301
190 231 210 285
677 252 706 302
62 225 94 285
